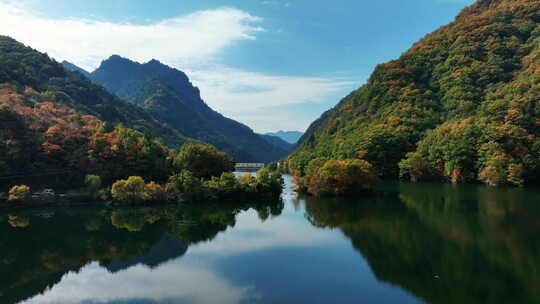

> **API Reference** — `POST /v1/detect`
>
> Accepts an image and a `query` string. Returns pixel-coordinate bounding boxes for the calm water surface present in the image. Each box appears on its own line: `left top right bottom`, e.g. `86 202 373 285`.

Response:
2 175 540 304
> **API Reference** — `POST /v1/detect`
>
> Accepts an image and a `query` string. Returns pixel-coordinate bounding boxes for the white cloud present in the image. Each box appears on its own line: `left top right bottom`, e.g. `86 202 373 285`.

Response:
0 2 263 71
22 262 257 304
0 1 357 132
187 66 355 132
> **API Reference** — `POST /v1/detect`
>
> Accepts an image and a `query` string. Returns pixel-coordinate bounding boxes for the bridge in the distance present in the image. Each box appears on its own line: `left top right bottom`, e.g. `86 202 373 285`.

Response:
235 163 265 172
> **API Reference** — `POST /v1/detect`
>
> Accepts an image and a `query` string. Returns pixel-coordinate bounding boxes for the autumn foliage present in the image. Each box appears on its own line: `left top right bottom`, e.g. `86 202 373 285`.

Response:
287 0 540 186
294 158 378 197
8 185 30 201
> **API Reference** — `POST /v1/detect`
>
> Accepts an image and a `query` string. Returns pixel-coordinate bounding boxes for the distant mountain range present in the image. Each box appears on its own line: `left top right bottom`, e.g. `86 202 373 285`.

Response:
264 130 303 144
63 56 291 162
260 134 295 152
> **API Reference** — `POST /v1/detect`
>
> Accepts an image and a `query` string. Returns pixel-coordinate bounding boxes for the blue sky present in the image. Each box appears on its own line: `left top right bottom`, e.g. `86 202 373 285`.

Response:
0 0 473 132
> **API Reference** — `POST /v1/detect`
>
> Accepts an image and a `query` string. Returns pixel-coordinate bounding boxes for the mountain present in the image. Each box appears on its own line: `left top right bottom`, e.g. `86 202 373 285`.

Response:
264 130 304 144
260 134 295 152
0 36 191 188
0 36 187 147
61 60 90 77
86 55 288 162
105 237 187 273
288 0 540 186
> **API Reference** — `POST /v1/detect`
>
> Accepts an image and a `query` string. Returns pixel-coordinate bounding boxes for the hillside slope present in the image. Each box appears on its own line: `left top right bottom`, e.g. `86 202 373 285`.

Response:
0 36 191 188
288 0 540 186
0 36 188 148
86 56 289 162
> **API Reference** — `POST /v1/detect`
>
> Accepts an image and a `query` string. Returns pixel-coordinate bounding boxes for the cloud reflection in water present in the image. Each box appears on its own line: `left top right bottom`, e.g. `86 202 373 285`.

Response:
21 204 341 304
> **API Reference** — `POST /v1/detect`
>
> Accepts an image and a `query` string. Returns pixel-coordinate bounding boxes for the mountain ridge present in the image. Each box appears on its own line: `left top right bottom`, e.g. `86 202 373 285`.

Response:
83 55 289 162
287 0 540 186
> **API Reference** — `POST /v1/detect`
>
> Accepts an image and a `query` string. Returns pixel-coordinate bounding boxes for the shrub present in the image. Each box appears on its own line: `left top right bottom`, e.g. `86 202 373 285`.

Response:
8 185 31 201
145 181 167 202
167 170 205 203
204 172 239 198
219 172 238 193
238 173 257 191
111 176 147 204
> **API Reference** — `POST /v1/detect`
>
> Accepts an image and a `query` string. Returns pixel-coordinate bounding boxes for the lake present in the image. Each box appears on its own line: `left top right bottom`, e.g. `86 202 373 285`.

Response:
2 175 540 304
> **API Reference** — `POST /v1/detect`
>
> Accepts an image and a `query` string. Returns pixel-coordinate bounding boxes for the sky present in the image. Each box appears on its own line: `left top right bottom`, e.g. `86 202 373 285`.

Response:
0 0 474 133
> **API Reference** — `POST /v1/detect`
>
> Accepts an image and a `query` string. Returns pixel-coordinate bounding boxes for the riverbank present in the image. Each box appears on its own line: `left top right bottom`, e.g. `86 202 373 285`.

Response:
0 171 284 210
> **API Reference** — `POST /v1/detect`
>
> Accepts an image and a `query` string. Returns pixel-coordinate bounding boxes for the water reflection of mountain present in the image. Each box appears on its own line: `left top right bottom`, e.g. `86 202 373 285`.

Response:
0 201 283 304
302 183 540 304
104 236 187 273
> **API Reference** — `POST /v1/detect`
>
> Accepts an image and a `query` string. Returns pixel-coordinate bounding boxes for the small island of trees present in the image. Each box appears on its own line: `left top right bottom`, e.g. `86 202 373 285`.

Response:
292 158 378 197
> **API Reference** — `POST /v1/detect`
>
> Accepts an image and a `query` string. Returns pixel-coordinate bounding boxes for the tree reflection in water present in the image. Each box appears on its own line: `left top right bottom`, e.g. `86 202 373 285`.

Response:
301 182 540 304
0 200 284 304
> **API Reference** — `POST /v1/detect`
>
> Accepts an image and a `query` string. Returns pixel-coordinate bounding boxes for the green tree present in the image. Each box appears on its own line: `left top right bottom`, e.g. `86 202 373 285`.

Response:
85 175 102 198
256 168 271 186
218 172 239 194
167 170 205 203
173 143 234 179
111 176 147 204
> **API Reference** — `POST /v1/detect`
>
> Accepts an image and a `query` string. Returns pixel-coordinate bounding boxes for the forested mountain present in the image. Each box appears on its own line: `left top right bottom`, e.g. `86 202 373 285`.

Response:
0 36 191 189
287 0 540 186
83 55 289 162
264 130 304 144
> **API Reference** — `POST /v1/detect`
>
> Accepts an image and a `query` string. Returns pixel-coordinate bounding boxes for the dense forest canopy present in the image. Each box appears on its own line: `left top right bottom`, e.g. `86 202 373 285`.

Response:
0 36 188 148
287 0 540 186
0 82 178 189
0 36 196 190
